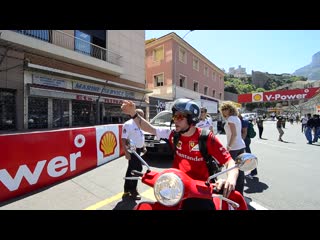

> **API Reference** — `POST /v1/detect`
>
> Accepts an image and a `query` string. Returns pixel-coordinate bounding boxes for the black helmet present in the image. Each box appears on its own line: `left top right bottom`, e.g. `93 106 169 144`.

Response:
171 98 200 125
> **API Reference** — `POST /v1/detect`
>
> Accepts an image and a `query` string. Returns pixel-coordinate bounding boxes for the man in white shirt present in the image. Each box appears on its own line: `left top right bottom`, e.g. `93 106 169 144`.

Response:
196 107 213 132
121 109 145 200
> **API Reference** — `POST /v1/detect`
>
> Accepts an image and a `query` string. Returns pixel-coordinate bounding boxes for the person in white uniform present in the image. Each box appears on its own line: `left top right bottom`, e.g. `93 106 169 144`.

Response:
121 109 145 200
196 107 213 132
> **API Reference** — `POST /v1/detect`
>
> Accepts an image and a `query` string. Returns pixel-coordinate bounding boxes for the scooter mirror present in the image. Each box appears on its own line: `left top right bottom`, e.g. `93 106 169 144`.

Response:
235 153 258 172
126 139 136 154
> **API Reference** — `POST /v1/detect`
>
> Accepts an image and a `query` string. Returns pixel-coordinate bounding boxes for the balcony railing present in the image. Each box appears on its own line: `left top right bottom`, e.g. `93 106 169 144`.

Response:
13 30 122 66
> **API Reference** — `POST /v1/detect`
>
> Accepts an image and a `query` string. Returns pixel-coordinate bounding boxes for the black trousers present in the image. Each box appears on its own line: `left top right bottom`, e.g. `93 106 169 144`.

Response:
229 148 245 195
124 148 143 192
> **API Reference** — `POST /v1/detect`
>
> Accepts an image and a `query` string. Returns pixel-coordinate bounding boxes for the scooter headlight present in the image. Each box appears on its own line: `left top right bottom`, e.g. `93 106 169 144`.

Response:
154 172 184 206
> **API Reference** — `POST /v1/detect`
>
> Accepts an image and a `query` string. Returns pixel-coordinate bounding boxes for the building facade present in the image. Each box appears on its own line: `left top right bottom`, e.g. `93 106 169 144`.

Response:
0 30 148 132
145 32 224 118
228 65 247 78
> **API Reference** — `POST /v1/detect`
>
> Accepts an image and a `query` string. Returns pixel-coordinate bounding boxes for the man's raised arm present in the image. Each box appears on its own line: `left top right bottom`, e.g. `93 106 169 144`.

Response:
121 100 157 135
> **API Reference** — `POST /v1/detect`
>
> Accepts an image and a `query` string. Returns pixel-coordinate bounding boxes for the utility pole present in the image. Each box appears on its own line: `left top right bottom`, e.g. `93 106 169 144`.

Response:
95 80 108 125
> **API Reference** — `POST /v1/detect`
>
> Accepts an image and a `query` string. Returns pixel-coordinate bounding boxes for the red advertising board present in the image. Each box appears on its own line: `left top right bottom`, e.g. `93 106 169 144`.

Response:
238 87 320 103
0 124 124 202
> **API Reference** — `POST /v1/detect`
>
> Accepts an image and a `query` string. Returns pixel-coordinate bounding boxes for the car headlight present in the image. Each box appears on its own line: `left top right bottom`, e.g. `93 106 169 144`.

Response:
154 172 184 206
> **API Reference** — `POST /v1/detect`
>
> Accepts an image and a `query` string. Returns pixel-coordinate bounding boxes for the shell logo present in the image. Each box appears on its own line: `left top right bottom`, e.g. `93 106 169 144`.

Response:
252 92 263 102
99 131 117 157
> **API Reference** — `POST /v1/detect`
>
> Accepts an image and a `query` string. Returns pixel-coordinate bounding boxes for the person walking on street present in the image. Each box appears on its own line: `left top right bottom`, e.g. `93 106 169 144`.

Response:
312 114 320 143
121 109 145 200
219 102 246 195
277 116 285 142
239 114 257 179
301 114 308 133
121 98 239 210
196 107 213 132
256 116 264 139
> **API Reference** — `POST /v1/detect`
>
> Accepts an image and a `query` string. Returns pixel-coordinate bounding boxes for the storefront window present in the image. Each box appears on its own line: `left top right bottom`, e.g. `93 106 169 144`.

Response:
72 100 96 127
53 99 69 128
0 89 16 130
28 97 48 129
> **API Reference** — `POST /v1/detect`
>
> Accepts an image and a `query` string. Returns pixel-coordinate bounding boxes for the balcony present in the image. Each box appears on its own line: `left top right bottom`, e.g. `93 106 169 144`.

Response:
0 30 123 76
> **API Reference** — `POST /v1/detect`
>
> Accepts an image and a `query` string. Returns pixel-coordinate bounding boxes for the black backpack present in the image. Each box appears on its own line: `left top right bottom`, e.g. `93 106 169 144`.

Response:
172 128 222 182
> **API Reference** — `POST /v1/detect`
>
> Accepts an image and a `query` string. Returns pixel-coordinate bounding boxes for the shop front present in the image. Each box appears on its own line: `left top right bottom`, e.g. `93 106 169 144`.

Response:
25 72 148 130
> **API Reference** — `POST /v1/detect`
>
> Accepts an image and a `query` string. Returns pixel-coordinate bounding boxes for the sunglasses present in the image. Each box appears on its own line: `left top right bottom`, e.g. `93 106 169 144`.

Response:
172 113 187 121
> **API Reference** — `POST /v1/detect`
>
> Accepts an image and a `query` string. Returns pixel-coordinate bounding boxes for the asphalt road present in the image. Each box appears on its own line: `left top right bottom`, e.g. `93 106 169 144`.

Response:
1 120 319 210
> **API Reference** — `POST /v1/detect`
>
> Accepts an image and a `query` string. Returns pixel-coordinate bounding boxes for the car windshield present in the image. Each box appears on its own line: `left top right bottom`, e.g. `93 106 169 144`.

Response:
150 111 173 127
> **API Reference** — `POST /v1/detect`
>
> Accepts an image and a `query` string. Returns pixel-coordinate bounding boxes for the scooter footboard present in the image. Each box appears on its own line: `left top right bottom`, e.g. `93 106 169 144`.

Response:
134 201 179 210
213 191 248 210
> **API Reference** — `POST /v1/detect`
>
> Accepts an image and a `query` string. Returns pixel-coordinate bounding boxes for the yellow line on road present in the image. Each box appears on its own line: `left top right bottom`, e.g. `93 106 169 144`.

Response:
84 188 156 210
84 192 124 210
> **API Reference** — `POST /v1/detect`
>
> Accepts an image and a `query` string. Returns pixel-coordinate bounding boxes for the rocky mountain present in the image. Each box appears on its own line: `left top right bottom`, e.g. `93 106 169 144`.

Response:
293 51 320 80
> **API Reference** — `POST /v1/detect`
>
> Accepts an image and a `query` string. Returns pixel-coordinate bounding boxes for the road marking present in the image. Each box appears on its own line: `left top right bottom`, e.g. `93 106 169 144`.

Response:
84 192 124 210
84 188 155 210
141 188 156 201
84 187 268 210
246 200 268 210
256 141 298 151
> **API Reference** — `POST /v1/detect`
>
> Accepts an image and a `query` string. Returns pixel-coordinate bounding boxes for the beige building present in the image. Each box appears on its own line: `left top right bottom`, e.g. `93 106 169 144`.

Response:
145 32 224 118
0 30 149 132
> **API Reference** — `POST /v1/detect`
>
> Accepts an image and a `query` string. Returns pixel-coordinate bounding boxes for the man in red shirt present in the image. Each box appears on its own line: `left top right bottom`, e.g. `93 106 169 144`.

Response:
121 98 239 210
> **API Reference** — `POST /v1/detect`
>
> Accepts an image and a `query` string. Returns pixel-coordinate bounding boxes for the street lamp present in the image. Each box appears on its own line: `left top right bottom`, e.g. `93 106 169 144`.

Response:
173 30 194 100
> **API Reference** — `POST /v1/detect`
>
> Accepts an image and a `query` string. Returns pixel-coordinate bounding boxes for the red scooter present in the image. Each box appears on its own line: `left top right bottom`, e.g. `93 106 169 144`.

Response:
125 140 258 210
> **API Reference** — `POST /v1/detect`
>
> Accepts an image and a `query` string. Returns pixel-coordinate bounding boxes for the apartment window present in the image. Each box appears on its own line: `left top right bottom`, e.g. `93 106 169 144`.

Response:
179 75 186 87
212 90 216 98
153 46 164 62
193 58 199 71
204 66 209 77
193 81 199 92
204 86 208 95
15 30 50 42
75 30 91 55
154 73 164 87
179 47 187 63
212 72 216 81
75 30 106 60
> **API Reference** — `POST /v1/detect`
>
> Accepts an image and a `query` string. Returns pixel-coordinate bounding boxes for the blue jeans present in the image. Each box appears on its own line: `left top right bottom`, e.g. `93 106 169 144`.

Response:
305 127 312 144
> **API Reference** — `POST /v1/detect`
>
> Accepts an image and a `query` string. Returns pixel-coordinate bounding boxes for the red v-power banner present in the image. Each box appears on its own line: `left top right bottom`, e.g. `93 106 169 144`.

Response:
238 87 320 103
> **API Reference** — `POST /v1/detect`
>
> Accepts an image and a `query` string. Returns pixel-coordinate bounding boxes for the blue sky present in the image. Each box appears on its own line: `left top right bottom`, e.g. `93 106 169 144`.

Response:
145 30 320 75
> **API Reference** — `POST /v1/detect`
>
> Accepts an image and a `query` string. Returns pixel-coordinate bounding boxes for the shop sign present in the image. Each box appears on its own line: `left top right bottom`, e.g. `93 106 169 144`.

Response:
73 82 134 98
33 75 67 88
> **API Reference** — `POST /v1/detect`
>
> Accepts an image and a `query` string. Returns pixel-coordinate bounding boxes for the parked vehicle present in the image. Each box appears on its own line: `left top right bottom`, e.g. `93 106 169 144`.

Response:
241 112 257 121
144 110 173 157
125 139 258 210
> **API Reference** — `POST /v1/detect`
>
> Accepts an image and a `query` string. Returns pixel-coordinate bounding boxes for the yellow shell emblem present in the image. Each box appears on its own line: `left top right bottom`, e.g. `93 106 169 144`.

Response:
100 131 117 157
253 94 261 101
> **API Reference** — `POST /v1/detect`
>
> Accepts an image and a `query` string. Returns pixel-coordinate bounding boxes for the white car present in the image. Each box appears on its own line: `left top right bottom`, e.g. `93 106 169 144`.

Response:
241 112 257 121
144 110 174 157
